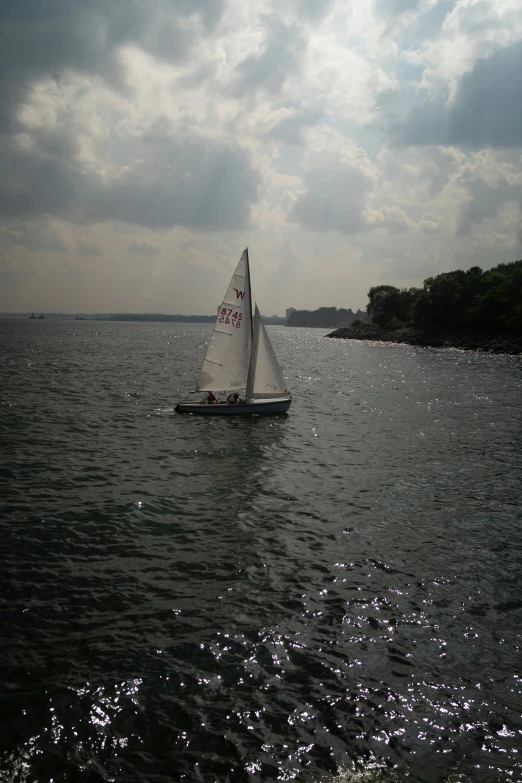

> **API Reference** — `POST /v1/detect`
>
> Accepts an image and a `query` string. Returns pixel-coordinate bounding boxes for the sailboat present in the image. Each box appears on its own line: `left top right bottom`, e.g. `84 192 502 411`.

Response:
175 249 292 415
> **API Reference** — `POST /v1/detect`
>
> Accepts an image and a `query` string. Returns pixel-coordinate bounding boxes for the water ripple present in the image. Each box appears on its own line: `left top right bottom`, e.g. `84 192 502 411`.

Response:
1 320 521 782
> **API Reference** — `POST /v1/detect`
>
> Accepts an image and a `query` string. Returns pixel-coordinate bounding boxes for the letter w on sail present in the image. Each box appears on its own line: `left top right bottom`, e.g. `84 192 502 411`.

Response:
233 288 245 300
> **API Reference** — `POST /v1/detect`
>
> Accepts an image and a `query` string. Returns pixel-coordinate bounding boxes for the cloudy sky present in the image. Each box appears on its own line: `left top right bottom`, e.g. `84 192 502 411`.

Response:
1 0 522 315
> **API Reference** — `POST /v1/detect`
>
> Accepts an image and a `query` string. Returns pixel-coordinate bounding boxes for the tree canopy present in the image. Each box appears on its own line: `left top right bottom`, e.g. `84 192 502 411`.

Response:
367 286 420 328
366 260 522 333
287 307 369 327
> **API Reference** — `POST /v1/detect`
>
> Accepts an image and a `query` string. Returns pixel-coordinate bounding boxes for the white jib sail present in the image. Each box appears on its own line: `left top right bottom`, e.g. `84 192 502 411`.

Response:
248 304 288 399
197 249 252 392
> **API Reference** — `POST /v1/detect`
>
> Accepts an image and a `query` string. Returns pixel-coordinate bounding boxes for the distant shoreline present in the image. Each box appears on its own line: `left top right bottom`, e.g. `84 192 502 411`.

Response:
327 326 522 356
0 313 285 324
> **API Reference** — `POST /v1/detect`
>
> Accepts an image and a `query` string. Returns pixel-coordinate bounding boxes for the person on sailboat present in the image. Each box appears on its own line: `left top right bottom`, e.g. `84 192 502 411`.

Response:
205 391 217 404
227 392 241 404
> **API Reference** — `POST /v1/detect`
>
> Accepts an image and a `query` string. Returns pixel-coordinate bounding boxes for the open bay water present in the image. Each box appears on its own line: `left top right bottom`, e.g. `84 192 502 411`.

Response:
1 319 521 783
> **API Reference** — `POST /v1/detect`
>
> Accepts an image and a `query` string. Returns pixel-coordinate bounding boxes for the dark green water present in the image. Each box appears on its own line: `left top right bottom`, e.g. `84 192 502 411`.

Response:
1 319 521 783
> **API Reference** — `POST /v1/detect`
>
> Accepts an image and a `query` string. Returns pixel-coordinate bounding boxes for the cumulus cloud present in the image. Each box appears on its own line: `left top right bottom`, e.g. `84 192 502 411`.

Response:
269 110 323 146
79 240 103 257
291 166 370 234
400 0 522 88
232 17 306 97
366 205 414 233
374 0 422 17
0 0 259 235
295 0 336 20
0 117 260 230
0 0 226 127
288 129 379 234
93 139 260 230
396 39 522 149
128 240 162 256
457 174 522 236
418 219 441 233
8 221 68 252
1 0 520 314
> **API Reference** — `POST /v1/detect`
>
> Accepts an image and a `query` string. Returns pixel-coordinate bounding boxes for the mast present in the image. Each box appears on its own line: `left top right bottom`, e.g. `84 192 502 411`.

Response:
245 247 253 340
245 304 261 400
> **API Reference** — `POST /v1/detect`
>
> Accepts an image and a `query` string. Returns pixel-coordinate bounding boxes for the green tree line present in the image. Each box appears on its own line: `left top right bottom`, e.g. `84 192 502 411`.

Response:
366 260 522 333
287 307 370 327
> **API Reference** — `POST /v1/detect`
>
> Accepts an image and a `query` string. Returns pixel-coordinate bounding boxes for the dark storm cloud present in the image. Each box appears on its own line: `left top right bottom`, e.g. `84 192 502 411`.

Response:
394 39 522 149
290 167 370 234
0 1 261 232
78 240 103 257
92 136 260 230
9 220 68 252
0 131 259 230
0 137 86 221
0 0 225 131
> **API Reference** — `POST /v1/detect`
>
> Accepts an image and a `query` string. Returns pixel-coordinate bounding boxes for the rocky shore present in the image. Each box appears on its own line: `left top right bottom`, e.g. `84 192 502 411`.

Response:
326 326 522 356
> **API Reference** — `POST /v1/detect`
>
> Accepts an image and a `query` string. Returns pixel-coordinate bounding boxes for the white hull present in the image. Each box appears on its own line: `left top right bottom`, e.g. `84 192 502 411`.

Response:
175 397 291 416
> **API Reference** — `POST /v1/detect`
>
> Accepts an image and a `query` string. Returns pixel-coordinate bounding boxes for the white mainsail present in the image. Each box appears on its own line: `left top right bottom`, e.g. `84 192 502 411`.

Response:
246 304 288 400
197 250 252 392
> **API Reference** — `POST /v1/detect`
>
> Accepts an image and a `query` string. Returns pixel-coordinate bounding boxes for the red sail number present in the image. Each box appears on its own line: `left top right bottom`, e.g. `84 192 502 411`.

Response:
219 308 243 328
